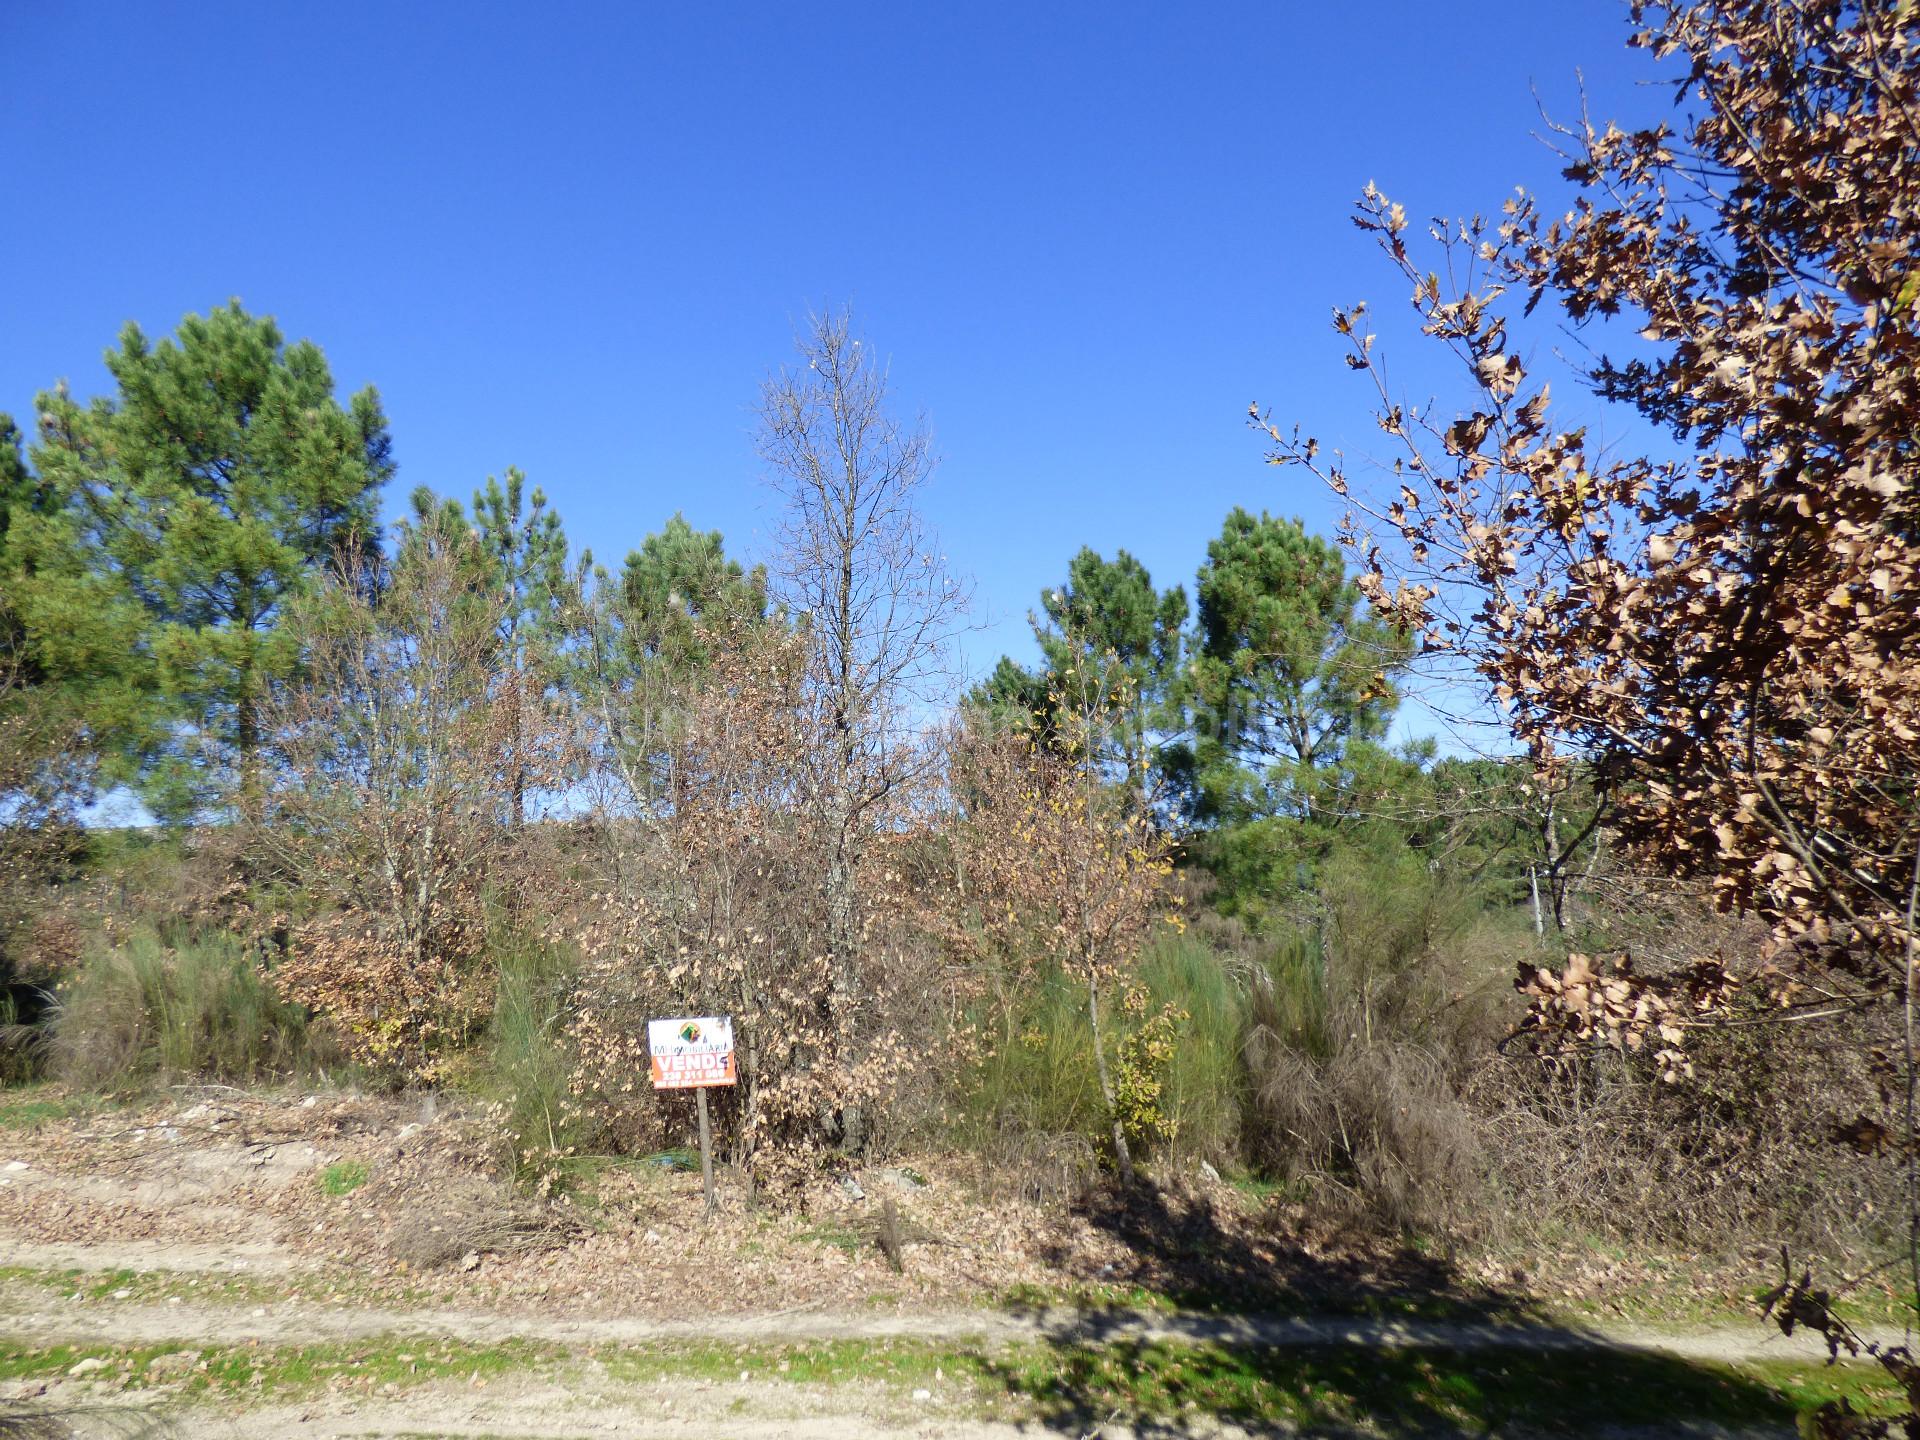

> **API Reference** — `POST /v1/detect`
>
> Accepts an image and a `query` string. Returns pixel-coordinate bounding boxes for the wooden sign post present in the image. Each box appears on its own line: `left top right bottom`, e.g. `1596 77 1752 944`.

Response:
646 1016 736 1216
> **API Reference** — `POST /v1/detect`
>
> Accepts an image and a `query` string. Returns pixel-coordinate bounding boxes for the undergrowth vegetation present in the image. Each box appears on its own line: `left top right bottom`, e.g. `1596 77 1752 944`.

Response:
51 928 319 1090
14 820 1891 1276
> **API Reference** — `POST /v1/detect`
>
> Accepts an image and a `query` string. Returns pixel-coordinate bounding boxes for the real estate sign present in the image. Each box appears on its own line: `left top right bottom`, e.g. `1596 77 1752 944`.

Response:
647 1016 737 1090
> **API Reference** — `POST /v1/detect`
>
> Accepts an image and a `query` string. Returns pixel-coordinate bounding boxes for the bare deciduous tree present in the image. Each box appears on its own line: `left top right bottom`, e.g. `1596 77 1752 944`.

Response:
757 308 970 1151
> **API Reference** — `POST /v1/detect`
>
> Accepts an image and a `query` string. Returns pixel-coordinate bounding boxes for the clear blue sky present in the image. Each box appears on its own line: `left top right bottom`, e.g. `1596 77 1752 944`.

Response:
3 2 1658 695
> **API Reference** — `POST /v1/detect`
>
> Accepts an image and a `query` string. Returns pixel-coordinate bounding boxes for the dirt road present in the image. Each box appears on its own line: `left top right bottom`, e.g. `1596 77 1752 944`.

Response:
0 1287 1885 1365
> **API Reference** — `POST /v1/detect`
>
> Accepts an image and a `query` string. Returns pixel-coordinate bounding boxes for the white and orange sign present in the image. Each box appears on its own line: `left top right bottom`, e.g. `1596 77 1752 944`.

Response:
647 1016 737 1089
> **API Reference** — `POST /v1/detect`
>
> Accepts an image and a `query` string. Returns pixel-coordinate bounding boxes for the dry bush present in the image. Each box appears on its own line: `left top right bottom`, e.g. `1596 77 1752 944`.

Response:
8 910 83 986
1442 865 1900 1252
967 1128 1103 1209
1245 993 1484 1234
385 1173 583 1269
1235 843 1521 1233
569 622 946 1191
272 915 491 1084
259 528 576 1082
759 309 971 1157
1476 974 1902 1252
0 653 92 981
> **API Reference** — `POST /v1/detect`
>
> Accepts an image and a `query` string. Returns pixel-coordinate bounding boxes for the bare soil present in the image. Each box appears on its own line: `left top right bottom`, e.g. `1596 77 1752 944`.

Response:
0 1087 1873 1438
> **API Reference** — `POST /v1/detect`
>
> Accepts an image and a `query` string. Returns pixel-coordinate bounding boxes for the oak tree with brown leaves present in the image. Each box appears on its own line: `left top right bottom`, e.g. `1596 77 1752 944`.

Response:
1262 0 1920 1408
757 309 970 1153
569 617 942 1188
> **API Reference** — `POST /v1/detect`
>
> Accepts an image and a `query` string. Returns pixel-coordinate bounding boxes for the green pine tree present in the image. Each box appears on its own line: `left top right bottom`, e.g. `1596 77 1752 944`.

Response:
22 303 391 822
576 514 768 786
1182 508 1410 825
471 468 578 828
614 512 767 672
974 547 1187 803
0 415 37 676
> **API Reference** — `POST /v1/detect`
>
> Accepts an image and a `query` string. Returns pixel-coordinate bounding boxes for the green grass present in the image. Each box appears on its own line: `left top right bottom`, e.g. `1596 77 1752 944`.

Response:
0 1264 289 1308
1221 1168 1295 1203
0 1335 559 1397
0 1263 439 1311
596 1336 966 1389
1 1330 1900 1432
975 1340 1902 1434
318 1159 370 1195
991 1275 1527 1324
0 1084 98 1131
1493 1234 1920 1331
797 1221 864 1256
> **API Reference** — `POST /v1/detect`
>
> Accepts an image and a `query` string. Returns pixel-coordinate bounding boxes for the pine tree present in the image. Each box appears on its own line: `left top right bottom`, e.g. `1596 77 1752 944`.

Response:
1035 548 1186 802
0 416 35 676
576 514 768 799
614 512 767 673
1183 509 1408 824
975 547 1186 806
471 468 576 829
23 303 391 821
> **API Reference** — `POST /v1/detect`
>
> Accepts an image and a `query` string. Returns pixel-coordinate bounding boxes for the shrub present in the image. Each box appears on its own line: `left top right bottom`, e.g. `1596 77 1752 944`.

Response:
1245 1015 1482 1233
1237 845 1515 1233
958 933 1249 1171
1131 933 1247 1162
273 914 488 1085
52 929 315 1089
471 928 608 1191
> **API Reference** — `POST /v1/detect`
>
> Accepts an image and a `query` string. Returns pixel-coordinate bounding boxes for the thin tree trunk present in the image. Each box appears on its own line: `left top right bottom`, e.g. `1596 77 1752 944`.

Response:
827 814 862 1152
1087 972 1134 1185
1902 845 1920 1336
1541 797 1566 932
236 671 263 828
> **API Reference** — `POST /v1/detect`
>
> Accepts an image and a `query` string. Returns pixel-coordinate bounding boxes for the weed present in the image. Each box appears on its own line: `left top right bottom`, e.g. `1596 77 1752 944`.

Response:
318 1160 370 1196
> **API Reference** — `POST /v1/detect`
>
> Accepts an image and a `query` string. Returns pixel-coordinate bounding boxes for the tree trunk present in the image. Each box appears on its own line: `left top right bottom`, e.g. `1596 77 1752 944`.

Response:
826 818 863 1153
1541 797 1566 932
1086 973 1134 1185
236 674 263 829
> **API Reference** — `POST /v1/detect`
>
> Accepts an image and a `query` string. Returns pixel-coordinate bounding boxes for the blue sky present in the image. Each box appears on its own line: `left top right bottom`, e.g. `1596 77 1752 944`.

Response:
3 2 1660 706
